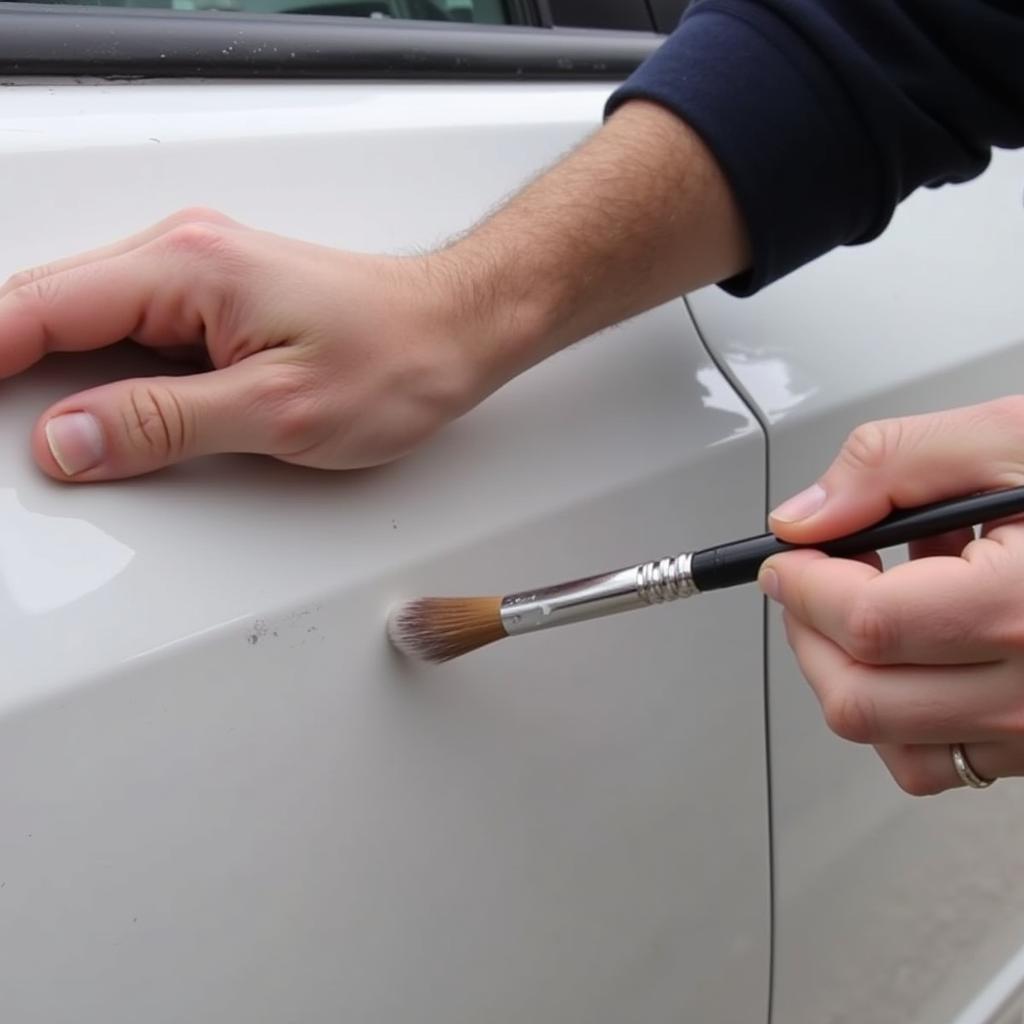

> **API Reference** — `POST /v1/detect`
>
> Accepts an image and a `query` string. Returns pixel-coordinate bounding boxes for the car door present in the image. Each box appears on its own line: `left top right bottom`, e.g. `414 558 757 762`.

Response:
690 148 1024 1024
0 6 769 1022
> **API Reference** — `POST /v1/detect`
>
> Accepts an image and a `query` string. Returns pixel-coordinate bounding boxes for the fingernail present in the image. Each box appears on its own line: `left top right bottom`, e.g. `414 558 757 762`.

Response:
45 412 105 476
771 483 826 523
759 567 780 603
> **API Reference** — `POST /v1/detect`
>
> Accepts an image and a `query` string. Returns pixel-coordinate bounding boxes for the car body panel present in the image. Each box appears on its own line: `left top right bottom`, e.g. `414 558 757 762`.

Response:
0 81 770 1023
689 148 1024 1024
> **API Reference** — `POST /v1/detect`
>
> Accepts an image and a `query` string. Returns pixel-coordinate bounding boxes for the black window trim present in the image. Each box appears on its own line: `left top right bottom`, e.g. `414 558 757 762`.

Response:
0 2 662 80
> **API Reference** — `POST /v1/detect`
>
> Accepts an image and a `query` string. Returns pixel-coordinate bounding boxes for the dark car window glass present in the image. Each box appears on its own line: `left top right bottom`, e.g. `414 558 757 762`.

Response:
18 0 518 22
546 0 652 32
648 0 688 32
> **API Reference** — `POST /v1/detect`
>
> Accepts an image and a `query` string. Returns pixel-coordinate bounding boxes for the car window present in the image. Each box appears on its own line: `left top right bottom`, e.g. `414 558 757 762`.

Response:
546 0 653 32
18 0 520 23
647 0 688 32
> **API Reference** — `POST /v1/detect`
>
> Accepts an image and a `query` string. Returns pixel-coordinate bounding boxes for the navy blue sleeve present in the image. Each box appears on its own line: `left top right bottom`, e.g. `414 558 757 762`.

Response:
606 0 1024 295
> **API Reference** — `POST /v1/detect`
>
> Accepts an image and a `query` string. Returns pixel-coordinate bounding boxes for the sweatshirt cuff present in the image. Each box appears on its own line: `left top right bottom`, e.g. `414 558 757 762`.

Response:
606 1 880 296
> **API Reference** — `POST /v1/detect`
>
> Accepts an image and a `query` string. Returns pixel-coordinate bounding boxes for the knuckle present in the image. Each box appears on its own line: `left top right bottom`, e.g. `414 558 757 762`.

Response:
166 206 234 229
161 222 233 261
122 383 189 462
838 419 902 475
843 594 897 664
822 685 878 744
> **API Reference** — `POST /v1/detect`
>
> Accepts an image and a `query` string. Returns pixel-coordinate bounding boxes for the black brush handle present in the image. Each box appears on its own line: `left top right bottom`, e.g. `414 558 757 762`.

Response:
690 486 1024 593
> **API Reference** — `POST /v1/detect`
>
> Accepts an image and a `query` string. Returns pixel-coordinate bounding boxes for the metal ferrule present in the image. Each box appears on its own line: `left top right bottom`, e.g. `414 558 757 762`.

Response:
499 553 697 637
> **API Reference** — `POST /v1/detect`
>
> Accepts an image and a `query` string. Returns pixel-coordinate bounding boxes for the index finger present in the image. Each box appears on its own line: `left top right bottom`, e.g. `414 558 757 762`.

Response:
0 230 218 378
0 207 241 302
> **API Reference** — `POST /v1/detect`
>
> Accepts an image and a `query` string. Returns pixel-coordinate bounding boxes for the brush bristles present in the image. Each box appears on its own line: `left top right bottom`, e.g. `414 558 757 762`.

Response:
388 597 506 663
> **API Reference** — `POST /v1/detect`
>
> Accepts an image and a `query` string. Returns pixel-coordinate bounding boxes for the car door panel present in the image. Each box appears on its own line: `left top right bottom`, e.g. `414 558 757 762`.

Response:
0 79 770 1022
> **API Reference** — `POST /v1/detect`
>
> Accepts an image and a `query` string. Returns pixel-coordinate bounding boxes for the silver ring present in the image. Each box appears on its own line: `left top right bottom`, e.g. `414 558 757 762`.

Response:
950 743 994 789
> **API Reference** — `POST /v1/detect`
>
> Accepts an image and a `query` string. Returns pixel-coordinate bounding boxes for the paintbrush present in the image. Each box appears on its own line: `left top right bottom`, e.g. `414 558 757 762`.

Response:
387 485 1024 663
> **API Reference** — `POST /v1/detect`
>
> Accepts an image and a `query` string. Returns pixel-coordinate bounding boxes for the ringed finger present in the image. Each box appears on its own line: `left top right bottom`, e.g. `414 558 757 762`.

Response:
876 742 1020 796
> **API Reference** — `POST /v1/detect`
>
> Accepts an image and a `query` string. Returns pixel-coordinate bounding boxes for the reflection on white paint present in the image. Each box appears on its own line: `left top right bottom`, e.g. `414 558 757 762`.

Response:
722 349 817 420
0 488 134 613
696 365 747 417
694 365 761 445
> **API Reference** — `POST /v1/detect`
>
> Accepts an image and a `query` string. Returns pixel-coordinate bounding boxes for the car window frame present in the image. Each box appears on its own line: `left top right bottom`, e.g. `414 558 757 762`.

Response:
0 1 662 80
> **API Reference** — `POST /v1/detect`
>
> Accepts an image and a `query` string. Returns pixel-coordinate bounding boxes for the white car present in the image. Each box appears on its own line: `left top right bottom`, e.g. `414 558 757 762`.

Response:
2 3 1024 1022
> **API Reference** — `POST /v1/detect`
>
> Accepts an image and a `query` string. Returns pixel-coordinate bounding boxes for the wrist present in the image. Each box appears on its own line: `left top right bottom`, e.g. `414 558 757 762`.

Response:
422 236 570 397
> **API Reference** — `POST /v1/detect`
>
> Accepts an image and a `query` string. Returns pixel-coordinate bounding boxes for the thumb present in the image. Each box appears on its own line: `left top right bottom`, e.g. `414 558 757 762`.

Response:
33 360 288 481
768 398 1024 542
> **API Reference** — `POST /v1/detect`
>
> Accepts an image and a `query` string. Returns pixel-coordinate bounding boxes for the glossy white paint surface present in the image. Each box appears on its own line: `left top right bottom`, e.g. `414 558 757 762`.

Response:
690 148 1024 1024
0 82 769 1022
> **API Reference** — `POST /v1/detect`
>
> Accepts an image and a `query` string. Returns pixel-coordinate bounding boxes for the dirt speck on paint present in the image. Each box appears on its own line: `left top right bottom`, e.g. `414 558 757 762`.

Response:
248 607 324 648
247 619 269 646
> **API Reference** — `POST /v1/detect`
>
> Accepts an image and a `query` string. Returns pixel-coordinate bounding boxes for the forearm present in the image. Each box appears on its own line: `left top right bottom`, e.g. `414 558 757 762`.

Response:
433 0 1024 397
435 100 751 391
